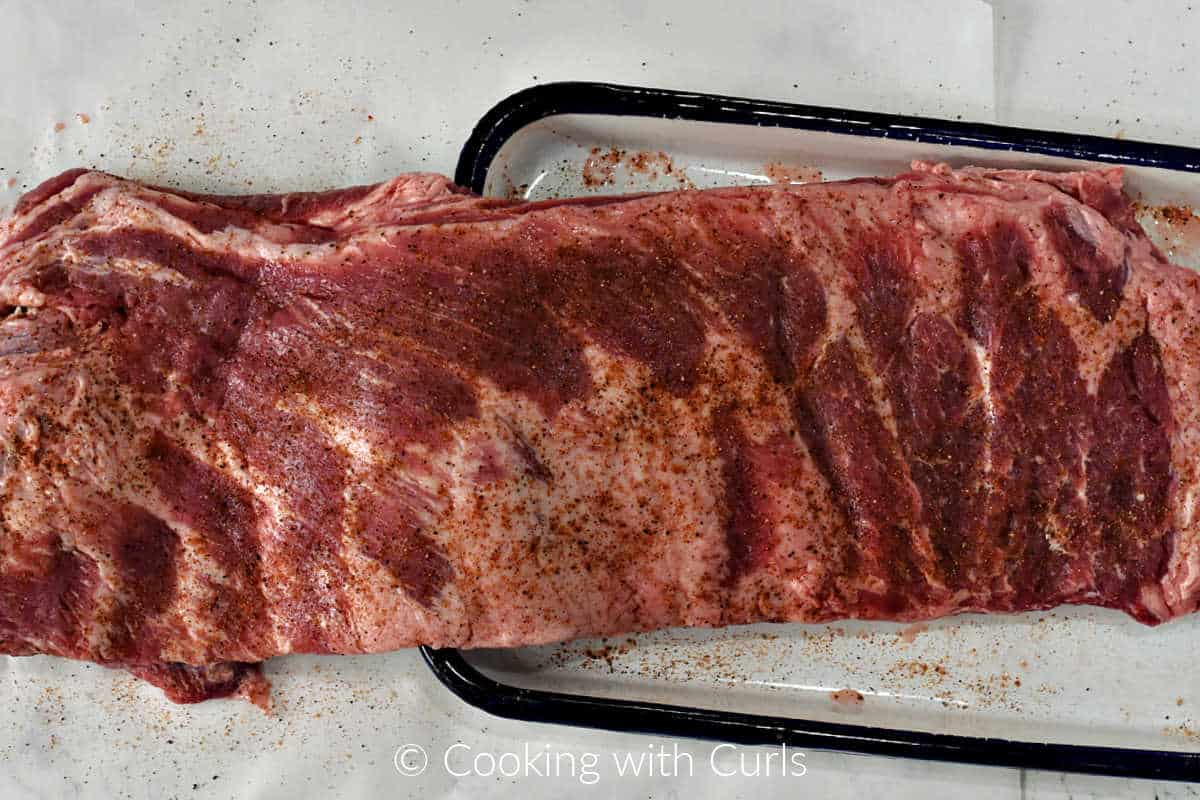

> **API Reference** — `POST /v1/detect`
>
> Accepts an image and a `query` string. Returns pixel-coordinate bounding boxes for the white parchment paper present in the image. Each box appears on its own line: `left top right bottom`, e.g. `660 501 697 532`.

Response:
0 0 994 210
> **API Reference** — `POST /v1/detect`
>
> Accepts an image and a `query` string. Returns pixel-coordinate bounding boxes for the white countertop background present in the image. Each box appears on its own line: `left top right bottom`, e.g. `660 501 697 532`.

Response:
0 1 1196 796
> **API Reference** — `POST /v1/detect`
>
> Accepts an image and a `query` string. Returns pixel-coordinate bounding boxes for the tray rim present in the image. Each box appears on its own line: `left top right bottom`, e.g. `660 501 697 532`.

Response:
423 80 1200 783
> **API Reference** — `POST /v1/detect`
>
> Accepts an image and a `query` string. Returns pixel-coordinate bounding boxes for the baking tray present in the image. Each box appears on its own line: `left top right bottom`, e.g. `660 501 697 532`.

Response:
422 82 1200 782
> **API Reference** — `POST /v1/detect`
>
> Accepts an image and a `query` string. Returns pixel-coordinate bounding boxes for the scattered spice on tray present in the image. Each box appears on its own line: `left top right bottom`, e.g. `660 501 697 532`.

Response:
763 162 822 184
582 147 621 187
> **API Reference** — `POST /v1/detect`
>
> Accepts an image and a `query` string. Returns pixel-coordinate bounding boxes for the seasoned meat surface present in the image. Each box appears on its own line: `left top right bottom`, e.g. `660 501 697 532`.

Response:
1 163 1196 703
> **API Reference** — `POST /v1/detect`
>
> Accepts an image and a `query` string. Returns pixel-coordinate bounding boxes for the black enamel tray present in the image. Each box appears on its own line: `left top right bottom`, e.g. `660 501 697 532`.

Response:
421 81 1200 783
